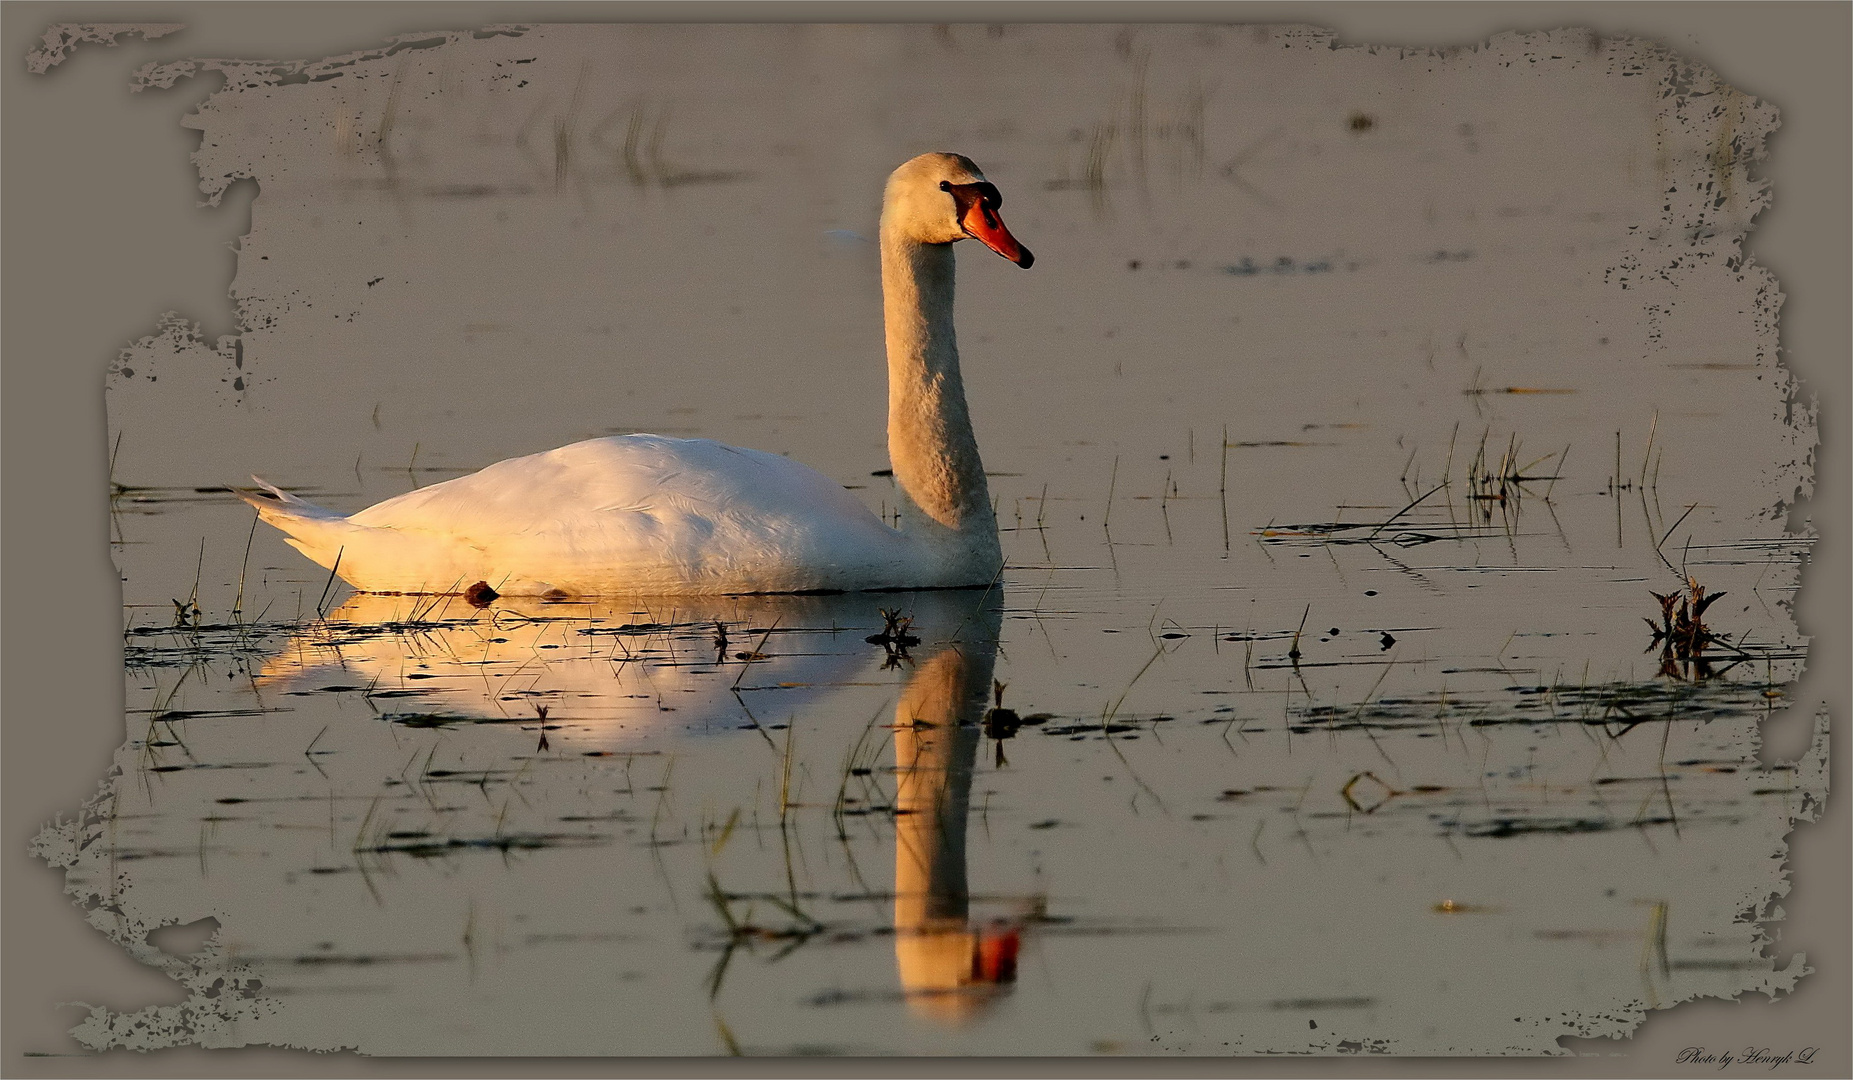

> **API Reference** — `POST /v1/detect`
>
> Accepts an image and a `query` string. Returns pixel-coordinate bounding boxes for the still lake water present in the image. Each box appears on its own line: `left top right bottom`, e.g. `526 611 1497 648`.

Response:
43 23 1819 1055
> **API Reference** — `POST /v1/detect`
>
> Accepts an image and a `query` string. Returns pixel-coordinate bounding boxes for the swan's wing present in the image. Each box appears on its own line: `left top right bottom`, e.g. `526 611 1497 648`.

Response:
346 435 905 592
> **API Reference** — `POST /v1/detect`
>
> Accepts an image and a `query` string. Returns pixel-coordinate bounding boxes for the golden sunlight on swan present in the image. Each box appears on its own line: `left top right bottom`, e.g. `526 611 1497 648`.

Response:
241 153 1034 596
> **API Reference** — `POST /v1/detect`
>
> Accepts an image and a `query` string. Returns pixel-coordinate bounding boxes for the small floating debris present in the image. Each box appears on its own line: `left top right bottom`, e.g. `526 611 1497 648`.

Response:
984 680 1022 740
1459 816 1673 838
1432 900 1499 914
1340 771 1397 814
384 712 465 729
1219 255 1338 276
864 607 920 649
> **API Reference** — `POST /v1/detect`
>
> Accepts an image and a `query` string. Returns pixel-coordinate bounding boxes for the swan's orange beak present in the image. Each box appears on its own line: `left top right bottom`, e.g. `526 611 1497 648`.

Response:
961 202 1034 268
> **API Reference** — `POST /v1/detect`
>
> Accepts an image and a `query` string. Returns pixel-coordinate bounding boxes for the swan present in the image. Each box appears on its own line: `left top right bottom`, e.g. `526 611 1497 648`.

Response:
241 152 1034 596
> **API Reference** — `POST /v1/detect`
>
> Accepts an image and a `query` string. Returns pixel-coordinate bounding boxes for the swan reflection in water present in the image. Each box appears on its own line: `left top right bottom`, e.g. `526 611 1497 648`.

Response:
258 591 892 741
258 589 1021 1020
888 601 1023 1021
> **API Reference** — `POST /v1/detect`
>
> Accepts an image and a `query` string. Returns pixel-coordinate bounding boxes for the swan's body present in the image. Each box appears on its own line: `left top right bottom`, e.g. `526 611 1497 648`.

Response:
243 153 1033 596
249 436 955 595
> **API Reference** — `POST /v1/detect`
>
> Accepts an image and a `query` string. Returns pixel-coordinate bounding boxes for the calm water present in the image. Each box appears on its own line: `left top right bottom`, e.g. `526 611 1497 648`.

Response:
43 23 1817 1055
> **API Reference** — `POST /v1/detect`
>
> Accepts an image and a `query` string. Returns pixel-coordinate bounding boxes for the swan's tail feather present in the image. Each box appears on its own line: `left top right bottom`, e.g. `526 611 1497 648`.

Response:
237 477 486 593
238 477 358 573
238 476 345 520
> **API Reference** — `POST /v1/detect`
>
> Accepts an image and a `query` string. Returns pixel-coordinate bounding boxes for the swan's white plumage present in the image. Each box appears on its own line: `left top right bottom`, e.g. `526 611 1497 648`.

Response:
244 152 1029 596
250 435 925 594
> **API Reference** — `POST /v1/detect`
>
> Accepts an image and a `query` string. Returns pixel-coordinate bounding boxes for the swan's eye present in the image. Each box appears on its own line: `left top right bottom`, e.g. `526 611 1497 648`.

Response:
941 180 1003 215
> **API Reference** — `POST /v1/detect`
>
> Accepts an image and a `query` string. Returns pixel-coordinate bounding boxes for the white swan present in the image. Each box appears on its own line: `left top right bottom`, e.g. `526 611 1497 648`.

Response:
242 152 1033 596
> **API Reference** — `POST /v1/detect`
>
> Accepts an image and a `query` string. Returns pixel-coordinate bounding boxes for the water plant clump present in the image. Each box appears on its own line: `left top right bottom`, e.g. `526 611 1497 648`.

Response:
1646 576 1733 680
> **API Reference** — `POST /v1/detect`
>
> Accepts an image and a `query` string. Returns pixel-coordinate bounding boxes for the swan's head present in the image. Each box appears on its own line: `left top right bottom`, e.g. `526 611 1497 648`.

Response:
882 152 1034 268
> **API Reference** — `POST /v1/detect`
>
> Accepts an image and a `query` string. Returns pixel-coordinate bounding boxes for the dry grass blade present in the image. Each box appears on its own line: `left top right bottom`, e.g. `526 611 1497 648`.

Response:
233 509 260 620
315 547 346 619
1367 482 1448 540
731 618 781 688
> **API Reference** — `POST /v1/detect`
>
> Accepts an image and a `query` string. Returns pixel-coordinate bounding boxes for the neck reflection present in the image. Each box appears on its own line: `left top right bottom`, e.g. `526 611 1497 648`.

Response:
889 600 1016 1023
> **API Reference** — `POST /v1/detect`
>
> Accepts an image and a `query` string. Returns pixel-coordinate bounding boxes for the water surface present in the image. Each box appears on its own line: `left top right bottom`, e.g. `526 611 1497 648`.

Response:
49 22 1818 1056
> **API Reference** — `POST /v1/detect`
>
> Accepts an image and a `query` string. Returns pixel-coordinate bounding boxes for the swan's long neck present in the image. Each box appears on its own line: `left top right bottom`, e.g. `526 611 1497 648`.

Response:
880 229 1001 576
